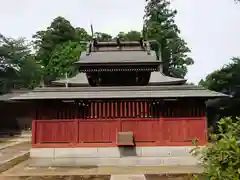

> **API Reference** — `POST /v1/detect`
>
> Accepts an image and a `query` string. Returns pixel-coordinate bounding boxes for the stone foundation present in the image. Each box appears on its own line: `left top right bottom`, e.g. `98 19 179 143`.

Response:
30 146 202 167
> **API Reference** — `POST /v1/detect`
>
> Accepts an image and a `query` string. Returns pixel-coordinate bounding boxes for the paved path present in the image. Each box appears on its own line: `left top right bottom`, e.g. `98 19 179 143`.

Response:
0 142 22 150
0 142 30 165
1 159 203 176
111 174 146 180
0 174 204 180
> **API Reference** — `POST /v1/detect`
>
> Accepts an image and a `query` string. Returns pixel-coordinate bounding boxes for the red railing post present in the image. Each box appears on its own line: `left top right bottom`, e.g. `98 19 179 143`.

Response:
32 120 37 145
75 119 79 144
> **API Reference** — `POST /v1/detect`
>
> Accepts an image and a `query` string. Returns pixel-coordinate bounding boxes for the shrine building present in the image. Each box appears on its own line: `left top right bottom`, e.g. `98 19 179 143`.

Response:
11 38 226 166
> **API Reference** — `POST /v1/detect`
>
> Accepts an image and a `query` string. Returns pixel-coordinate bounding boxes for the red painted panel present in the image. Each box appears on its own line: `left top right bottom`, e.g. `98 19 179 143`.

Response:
35 120 76 143
121 119 158 142
162 117 206 144
185 119 204 141
32 116 207 147
162 118 185 142
78 120 119 143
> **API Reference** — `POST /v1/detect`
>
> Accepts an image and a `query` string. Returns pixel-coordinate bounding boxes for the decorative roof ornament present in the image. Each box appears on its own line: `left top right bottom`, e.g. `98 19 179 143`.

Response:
86 41 92 56
65 72 69 88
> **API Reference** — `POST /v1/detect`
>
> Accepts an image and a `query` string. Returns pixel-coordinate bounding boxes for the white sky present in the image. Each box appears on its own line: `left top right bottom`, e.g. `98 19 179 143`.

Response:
0 0 239 83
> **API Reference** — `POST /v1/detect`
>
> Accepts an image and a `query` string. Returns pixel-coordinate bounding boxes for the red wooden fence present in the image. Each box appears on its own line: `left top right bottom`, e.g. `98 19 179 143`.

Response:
32 117 207 148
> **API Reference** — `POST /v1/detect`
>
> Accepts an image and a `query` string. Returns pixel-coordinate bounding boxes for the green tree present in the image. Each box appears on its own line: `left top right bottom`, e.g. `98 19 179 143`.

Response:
75 27 91 42
94 32 112 41
199 57 240 94
0 34 42 92
116 31 142 41
199 57 240 127
44 41 81 82
33 16 89 83
144 0 193 78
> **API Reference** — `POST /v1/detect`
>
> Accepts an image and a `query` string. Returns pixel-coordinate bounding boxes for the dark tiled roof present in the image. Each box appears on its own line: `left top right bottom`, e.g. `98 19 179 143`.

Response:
149 72 186 85
51 72 186 86
0 90 31 101
11 85 227 100
52 73 89 85
76 51 158 64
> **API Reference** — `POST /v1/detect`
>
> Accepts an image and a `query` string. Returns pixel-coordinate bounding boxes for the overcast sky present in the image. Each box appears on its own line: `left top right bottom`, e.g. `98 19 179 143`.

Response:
0 0 239 83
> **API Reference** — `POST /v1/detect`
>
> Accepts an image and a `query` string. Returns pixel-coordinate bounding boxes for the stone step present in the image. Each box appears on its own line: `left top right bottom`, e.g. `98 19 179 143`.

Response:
29 156 201 167
111 174 146 180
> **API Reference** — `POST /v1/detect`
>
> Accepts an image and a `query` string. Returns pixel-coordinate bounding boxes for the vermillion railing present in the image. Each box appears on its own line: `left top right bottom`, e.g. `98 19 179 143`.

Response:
32 117 207 148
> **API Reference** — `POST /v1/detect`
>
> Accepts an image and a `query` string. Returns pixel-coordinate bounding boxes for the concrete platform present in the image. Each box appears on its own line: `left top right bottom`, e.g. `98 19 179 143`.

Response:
111 174 146 180
1 159 203 176
30 146 201 167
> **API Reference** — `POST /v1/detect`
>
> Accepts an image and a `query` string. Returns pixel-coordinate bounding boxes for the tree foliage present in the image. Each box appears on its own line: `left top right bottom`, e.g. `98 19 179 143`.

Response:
33 16 89 83
199 57 240 95
144 0 193 78
116 31 142 41
0 7 195 93
199 57 240 121
194 117 240 180
0 35 42 93
44 41 82 82
94 32 112 41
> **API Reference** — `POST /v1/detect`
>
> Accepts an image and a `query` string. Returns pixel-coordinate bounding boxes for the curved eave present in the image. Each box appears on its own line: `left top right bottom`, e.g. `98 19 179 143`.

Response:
11 86 227 100
52 73 88 85
149 72 187 85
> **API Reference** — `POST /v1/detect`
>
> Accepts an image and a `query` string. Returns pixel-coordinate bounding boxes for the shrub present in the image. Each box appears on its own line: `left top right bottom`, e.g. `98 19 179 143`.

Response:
193 117 240 180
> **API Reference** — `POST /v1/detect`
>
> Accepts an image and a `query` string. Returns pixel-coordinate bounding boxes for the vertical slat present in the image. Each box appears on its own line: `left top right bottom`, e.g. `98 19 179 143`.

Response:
90 101 93 119
74 102 78 119
120 101 123 118
111 101 114 118
128 101 131 117
136 101 139 117
124 101 127 117
140 101 143 118
132 101 136 117
103 101 106 118
99 101 102 118
114 101 117 118
144 101 148 118
94 101 98 118
107 102 110 118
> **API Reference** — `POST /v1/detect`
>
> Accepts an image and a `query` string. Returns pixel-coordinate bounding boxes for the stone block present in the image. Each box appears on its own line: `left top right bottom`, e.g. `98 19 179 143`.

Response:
75 158 99 166
97 147 121 158
29 158 54 167
30 148 54 158
98 158 120 166
52 158 77 167
55 148 98 158
54 148 74 158
160 157 199 166
111 175 146 180
141 147 194 157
